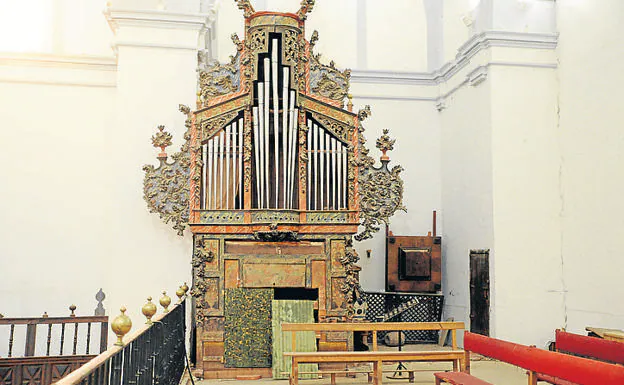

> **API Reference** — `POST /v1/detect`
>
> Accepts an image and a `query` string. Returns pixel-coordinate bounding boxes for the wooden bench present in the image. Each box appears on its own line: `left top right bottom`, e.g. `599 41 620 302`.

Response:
285 350 466 385
435 331 624 385
282 321 465 382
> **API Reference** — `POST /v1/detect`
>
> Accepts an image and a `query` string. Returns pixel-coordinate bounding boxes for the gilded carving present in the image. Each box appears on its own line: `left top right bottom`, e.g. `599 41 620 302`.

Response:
283 29 299 65
191 236 220 326
376 129 395 154
200 211 245 224
298 112 308 193
306 212 349 223
235 0 255 17
243 111 252 192
198 55 240 101
312 113 352 143
309 32 351 102
296 0 315 20
201 111 240 141
340 238 364 319
142 107 193 236
355 129 406 241
251 211 299 223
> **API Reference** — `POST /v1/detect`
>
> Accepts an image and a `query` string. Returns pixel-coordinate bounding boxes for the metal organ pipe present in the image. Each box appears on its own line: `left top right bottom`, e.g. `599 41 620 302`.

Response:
282 67 289 208
263 58 270 209
331 137 337 210
271 39 279 208
287 93 297 209
238 117 243 209
225 124 231 208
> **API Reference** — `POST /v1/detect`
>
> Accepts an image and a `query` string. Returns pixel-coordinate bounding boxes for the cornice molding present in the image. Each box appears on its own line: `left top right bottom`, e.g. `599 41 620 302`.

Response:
0 53 117 71
105 8 214 32
351 31 558 106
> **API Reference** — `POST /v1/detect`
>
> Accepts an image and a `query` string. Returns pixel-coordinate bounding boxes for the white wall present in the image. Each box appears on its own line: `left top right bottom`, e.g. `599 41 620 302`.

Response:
556 0 624 335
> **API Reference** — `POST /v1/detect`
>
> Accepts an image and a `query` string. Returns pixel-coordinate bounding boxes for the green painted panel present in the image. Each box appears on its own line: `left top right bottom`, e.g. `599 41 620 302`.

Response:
272 300 317 379
224 288 273 368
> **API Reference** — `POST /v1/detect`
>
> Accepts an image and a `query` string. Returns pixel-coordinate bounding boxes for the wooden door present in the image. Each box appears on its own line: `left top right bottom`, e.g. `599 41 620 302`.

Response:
469 249 490 336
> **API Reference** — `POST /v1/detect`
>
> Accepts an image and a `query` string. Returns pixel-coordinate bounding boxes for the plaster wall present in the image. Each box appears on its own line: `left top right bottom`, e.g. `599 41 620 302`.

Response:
489 62 562 347
0 78 116 353
556 0 624 334
439 52 494 341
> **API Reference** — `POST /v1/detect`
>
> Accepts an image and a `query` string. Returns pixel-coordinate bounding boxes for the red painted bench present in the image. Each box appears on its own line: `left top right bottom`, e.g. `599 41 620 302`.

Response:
435 332 624 385
434 371 492 385
534 329 624 385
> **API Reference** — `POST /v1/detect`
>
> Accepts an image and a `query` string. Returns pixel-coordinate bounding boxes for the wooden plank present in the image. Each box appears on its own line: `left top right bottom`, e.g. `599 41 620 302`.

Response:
272 300 317 379
281 322 465 332
224 240 324 255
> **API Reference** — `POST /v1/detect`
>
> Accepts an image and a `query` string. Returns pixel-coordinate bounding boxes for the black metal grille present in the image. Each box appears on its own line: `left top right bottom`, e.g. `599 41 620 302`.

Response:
364 292 444 344
68 299 187 385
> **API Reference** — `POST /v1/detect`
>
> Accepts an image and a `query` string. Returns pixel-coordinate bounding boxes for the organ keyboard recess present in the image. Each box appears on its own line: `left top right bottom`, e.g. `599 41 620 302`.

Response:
142 0 406 379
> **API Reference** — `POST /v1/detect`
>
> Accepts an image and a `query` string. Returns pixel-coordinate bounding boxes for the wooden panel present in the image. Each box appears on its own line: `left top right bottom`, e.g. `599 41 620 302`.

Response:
225 241 324 255
224 288 273 368
204 239 220 270
203 342 224 362
271 300 317 379
386 235 441 293
311 260 327 312
242 263 306 288
330 277 346 311
224 260 240 289
199 317 224 341
203 278 220 311
330 240 346 272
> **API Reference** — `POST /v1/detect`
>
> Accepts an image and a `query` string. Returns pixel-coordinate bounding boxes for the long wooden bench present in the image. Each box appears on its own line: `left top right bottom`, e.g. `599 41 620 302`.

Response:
282 321 465 383
285 350 466 385
434 331 624 385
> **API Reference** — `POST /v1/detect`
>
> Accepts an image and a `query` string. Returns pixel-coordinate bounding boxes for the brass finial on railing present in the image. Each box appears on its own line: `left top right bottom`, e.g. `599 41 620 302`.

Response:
159 291 171 313
176 287 185 304
142 297 157 325
42 312 49 318
69 305 77 317
111 306 132 346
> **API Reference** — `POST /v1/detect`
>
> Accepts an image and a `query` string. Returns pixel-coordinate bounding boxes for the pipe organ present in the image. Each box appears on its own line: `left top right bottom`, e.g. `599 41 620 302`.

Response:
143 0 406 379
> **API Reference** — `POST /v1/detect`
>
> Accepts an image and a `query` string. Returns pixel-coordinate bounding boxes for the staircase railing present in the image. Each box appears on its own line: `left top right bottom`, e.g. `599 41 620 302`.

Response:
55 286 189 385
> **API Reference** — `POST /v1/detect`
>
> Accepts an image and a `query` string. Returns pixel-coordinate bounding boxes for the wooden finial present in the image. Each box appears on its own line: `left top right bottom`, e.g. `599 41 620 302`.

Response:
69 305 77 317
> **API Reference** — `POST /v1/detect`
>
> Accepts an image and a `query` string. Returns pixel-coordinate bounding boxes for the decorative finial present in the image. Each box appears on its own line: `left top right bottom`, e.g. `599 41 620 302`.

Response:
142 297 157 325
231 33 243 51
234 0 255 17
151 125 173 161
160 291 171 313
42 312 49 318
176 287 185 303
111 306 132 346
69 305 77 317
181 282 189 295
297 0 315 20
376 129 396 161
358 105 371 122
347 94 353 112
95 289 106 316
310 30 319 49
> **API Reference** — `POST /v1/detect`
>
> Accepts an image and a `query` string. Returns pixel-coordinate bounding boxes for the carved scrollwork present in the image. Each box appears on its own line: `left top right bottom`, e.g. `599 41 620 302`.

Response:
355 129 406 241
253 229 299 242
201 111 240 141
283 29 299 65
297 0 315 20
190 235 217 327
340 238 364 320
194 237 215 264
309 33 350 102
312 113 352 143
198 55 240 101
235 0 255 17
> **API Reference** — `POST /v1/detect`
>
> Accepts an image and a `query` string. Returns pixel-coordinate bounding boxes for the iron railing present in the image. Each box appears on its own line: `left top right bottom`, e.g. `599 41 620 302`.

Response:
55 297 187 385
